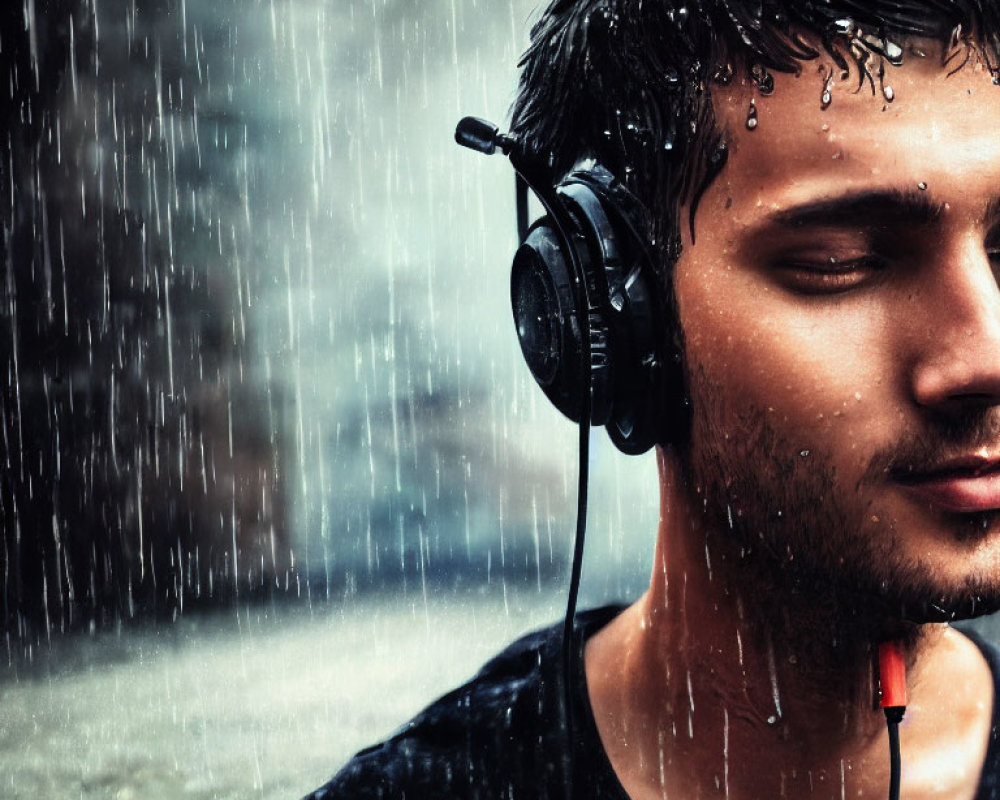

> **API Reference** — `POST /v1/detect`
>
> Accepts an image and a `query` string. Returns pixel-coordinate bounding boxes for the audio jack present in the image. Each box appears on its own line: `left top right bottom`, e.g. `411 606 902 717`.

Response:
878 642 907 800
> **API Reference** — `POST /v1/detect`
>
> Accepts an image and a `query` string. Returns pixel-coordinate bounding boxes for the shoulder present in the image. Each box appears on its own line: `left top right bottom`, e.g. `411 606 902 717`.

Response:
301 620 568 800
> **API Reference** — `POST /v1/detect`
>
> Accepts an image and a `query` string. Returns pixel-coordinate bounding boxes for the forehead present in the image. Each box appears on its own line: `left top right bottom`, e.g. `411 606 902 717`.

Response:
704 49 1000 227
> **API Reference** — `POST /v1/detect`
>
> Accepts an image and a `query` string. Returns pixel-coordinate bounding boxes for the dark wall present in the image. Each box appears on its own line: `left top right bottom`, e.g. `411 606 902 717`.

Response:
0 0 291 644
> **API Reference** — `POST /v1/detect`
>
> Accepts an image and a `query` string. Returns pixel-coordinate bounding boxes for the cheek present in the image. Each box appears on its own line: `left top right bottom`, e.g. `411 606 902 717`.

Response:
676 270 901 468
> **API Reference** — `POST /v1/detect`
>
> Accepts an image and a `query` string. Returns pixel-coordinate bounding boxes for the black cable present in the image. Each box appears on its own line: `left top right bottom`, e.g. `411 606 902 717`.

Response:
885 706 904 800
561 413 590 800
561 182 594 798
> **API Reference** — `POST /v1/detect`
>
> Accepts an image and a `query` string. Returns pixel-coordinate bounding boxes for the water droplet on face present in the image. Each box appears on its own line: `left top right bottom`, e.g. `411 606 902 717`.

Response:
917 181 928 191
883 85 894 102
745 100 758 130
883 41 903 64
820 90 832 108
799 450 810 458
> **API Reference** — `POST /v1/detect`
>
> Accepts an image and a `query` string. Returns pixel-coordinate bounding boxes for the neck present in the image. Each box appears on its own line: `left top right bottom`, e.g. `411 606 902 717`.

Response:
642 491 914 746
583 446 980 800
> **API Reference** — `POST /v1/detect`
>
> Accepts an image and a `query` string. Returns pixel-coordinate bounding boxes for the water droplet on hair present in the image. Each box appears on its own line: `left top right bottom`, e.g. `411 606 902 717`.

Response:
833 18 854 36
712 63 733 85
751 63 774 95
667 6 689 24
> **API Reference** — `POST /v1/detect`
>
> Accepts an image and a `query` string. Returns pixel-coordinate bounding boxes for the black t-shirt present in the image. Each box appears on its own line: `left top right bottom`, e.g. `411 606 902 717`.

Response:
303 607 1000 800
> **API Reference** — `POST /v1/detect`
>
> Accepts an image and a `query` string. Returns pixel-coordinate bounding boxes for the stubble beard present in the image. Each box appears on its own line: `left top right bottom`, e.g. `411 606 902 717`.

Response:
683 368 1000 645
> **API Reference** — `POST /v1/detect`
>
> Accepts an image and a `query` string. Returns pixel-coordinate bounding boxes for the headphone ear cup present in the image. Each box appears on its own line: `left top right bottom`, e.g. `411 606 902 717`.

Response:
510 222 588 422
510 168 679 454
602 261 664 455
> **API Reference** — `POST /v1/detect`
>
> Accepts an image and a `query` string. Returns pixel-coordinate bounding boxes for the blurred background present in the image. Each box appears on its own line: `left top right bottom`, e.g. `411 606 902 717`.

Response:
0 1 660 797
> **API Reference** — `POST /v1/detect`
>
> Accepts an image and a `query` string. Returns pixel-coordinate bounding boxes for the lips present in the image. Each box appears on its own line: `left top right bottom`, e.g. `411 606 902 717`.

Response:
895 454 1000 514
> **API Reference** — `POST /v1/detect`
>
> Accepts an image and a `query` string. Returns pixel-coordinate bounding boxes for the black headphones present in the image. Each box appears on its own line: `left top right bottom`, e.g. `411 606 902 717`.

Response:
456 116 681 454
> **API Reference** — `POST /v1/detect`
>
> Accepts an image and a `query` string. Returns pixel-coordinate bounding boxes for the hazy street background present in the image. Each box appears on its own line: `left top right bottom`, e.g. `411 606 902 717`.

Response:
1 1 658 797
3 589 568 798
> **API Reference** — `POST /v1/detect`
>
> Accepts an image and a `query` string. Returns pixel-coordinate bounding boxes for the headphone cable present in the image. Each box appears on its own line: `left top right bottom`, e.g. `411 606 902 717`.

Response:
878 641 907 800
560 165 594 795
561 414 590 800
885 706 903 800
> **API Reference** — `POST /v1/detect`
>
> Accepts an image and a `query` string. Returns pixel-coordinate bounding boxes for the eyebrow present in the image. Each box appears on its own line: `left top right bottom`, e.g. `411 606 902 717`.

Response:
768 189 948 230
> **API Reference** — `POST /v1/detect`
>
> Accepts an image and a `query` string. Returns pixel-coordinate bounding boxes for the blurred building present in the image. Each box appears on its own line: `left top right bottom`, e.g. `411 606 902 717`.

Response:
0 0 290 644
1 0 653 655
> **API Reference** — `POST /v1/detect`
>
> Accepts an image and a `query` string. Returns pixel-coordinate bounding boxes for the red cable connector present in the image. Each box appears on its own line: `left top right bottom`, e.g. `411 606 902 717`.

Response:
878 641 907 800
878 641 907 709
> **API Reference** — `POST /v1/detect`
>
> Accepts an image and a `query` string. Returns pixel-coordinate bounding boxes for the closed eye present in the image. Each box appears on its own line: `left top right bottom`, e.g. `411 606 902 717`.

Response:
774 255 888 295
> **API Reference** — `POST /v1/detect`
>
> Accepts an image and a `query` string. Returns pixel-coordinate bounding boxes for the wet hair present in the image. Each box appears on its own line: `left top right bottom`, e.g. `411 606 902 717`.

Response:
510 0 1000 273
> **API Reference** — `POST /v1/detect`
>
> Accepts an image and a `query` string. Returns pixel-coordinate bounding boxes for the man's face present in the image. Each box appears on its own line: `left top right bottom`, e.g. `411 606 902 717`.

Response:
676 47 1000 622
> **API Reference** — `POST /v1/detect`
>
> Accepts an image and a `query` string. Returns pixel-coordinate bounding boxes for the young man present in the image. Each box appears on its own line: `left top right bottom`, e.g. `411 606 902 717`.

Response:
305 1 1000 797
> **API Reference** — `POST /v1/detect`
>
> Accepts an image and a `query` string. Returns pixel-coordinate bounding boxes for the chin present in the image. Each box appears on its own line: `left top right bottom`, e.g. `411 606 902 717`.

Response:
891 595 1000 624
854 551 1000 625
877 510 1000 623
888 572 1000 623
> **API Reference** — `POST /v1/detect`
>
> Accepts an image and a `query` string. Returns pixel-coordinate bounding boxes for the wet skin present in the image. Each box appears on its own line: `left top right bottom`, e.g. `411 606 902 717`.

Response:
586 45 1000 800
685 51 1000 614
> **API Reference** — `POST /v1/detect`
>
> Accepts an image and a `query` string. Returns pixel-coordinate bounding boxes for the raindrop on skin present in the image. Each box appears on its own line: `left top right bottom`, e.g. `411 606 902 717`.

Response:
766 636 783 721
723 708 731 799
687 669 696 738
745 99 758 130
883 41 904 63
819 68 835 109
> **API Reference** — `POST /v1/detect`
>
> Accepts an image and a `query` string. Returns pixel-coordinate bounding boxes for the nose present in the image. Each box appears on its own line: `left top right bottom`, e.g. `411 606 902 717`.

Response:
910 241 1000 414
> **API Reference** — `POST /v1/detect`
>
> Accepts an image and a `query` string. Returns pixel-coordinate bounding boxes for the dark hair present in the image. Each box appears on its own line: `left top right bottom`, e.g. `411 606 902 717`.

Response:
510 0 1000 274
